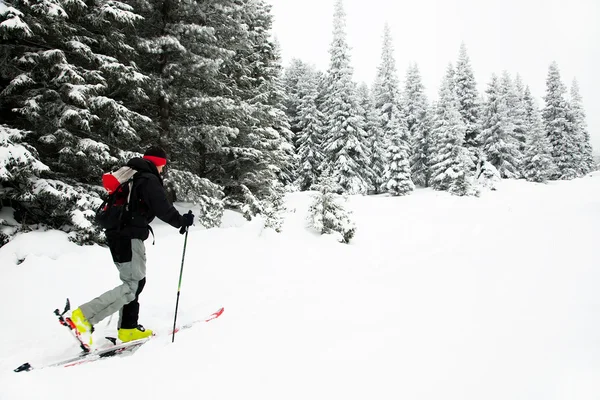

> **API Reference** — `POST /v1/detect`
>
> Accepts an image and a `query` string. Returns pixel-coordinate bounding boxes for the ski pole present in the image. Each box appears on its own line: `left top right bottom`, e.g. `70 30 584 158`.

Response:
172 211 192 343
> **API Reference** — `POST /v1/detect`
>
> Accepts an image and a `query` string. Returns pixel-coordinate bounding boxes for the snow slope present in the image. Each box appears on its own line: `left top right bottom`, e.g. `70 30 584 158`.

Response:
1 174 600 400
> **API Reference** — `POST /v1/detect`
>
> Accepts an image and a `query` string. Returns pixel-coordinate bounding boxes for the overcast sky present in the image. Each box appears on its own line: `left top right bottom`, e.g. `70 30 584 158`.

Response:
265 0 600 154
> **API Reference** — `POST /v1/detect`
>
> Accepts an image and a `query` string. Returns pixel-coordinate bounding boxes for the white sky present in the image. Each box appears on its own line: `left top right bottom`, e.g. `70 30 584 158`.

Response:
265 0 600 154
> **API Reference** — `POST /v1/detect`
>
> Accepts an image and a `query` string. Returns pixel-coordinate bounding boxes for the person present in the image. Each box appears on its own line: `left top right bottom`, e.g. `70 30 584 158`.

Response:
70 146 194 344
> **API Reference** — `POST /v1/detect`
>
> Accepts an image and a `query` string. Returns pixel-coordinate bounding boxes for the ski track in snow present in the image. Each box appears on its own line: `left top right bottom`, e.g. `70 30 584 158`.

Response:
1 174 600 400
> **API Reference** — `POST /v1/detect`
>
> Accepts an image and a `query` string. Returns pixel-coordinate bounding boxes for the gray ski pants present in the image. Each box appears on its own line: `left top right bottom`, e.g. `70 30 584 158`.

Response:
79 238 146 328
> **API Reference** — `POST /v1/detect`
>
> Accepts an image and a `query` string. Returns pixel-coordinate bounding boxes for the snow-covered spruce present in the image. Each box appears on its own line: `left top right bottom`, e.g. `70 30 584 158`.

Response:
373 24 413 196
356 83 384 193
320 0 371 195
308 177 355 244
283 59 317 134
522 87 556 182
404 63 431 187
542 62 580 180
385 110 414 196
511 74 529 161
295 70 326 191
570 79 595 175
454 43 481 147
0 0 150 181
480 73 521 179
429 65 476 196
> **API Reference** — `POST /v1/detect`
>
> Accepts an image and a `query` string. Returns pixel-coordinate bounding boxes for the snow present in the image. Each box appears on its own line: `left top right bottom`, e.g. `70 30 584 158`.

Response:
1 174 600 399
0 7 32 37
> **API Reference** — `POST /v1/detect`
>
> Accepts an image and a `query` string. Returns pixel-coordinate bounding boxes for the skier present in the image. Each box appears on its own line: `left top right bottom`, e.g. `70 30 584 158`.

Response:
70 146 195 344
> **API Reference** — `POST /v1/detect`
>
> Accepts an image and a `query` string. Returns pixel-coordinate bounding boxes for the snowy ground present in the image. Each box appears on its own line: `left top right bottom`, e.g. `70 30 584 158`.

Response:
1 174 600 400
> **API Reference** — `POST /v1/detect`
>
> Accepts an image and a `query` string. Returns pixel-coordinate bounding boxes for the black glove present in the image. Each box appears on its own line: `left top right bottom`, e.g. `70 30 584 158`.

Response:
179 211 194 234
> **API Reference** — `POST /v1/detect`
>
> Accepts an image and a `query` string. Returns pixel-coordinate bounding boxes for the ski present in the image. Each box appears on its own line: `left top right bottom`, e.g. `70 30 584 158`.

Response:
14 306 224 373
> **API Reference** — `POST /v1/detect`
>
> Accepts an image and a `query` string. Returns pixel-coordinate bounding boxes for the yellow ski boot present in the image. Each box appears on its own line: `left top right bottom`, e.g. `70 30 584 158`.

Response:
118 325 153 343
69 308 93 346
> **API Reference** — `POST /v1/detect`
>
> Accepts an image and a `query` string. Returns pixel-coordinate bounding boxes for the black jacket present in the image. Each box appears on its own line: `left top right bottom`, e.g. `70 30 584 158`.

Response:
114 158 184 240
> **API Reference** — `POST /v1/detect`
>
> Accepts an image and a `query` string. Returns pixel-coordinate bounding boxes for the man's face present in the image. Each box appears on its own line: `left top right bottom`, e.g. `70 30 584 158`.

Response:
157 165 164 174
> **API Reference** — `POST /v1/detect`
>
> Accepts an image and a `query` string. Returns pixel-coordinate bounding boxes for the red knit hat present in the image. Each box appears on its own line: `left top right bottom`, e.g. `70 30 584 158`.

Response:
143 146 167 167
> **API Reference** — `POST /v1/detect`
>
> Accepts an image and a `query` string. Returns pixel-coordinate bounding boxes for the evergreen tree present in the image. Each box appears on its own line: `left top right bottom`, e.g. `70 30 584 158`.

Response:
512 74 528 155
152 0 291 212
410 105 433 187
522 87 556 182
499 71 525 176
429 65 475 195
283 58 315 135
296 71 325 190
404 63 430 187
250 27 296 187
542 62 580 179
385 111 415 196
0 0 150 182
357 83 385 193
373 23 413 195
455 43 480 147
308 174 356 244
480 74 521 178
570 79 594 174
320 0 371 194
0 0 156 242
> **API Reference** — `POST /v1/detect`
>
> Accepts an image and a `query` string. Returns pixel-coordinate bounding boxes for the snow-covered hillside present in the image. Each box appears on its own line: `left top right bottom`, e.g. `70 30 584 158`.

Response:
1 174 600 400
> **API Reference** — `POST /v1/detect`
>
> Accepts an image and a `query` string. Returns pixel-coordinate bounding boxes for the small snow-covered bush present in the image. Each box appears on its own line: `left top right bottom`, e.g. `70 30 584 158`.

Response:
477 160 501 191
261 186 286 233
308 178 355 244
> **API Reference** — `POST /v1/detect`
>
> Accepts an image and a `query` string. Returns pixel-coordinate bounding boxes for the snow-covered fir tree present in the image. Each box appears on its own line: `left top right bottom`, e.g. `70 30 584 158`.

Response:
522 87 556 182
404 63 431 187
385 113 415 196
499 72 525 175
454 43 480 147
320 0 371 194
357 83 385 193
570 79 595 175
512 74 528 154
542 62 580 180
429 65 476 195
0 0 150 181
0 0 299 243
296 71 326 191
0 0 154 242
249 30 296 187
283 59 316 135
480 74 521 178
165 0 291 213
308 174 356 244
373 23 413 195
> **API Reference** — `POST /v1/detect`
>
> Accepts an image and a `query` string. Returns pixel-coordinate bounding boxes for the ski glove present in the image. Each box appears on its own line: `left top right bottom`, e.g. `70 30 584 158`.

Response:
179 211 194 234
